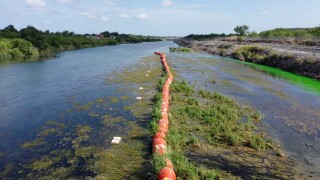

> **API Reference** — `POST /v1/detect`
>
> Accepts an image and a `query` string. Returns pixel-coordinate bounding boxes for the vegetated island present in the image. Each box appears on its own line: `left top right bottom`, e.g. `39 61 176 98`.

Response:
175 25 320 80
0 25 162 61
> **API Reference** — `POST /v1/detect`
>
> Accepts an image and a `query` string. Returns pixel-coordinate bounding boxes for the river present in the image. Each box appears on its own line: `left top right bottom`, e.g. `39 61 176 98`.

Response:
0 41 319 179
0 41 172 178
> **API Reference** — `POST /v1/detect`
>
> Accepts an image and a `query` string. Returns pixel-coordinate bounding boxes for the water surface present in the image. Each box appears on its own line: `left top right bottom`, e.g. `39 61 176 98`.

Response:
0 41 174 178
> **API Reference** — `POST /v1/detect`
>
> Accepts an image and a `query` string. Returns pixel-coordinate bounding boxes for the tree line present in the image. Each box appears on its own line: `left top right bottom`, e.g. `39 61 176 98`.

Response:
185 25 320 41
0 25 162 59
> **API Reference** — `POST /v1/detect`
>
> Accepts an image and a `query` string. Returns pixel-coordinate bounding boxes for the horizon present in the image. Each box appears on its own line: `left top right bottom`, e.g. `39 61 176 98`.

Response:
1 0 320 36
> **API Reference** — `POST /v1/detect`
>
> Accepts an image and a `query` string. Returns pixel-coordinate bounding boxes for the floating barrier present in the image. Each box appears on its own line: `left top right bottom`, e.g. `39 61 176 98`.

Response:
153 52 176 180
165 158 174 169
154 131 166 139
153 137 167 155
158 167 176 180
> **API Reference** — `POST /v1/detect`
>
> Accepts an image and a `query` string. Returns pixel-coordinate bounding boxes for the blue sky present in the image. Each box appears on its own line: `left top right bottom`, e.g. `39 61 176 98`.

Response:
0 0 320 36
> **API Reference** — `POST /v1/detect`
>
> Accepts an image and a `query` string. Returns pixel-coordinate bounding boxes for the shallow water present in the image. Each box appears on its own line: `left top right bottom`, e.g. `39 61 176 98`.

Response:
0 41 174 178
1 41 320 178
168 52 320 179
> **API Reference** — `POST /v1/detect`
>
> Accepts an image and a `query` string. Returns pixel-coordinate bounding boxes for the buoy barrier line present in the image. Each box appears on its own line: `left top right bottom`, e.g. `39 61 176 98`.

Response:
153 52 177 180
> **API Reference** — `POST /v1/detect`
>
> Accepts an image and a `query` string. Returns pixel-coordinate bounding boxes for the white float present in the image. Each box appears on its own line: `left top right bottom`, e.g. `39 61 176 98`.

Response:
111 137 121 144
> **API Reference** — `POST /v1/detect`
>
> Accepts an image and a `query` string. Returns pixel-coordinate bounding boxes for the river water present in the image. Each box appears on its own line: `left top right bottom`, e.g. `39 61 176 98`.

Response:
0 41 172 178
0 41 319 179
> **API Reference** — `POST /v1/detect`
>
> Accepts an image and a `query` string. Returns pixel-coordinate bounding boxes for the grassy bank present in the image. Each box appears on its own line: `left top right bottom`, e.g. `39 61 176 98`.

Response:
233 46 320 79
184 26 320 45
170 47 192 53
175 39 320 80
150 69 296 179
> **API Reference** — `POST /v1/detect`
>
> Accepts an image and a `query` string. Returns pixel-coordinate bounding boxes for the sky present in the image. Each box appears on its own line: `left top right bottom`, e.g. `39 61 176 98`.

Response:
0 0 320 36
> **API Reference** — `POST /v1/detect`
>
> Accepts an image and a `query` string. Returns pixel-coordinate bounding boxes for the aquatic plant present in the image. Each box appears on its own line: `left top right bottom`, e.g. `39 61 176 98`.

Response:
170 47 192 53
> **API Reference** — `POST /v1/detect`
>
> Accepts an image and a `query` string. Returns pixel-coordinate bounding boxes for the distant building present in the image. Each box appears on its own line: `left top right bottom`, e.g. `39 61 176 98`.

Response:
96 34 104 39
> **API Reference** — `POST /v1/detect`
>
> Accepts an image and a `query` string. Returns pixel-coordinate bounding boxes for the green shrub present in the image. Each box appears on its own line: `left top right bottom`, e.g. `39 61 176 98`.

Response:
9 48 24 57
233 46 271 62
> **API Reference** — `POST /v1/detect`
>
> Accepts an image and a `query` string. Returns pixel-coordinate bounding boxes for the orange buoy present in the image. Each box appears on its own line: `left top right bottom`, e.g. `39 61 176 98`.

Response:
154 132 166 139
158 167 176 180
165 158 174 169
153 138 167 154
162 112 168 120
163 89 169 94
161 100 169 105
161 102 168 108
159 126 168 135
159 122 168 130
159 118 169 125
153 138 167 146
162 94 169 99
161 108 168 113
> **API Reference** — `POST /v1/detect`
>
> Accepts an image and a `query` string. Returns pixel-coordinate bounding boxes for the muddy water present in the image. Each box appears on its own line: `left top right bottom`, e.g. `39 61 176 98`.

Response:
0 41 174 178
168 52 320 179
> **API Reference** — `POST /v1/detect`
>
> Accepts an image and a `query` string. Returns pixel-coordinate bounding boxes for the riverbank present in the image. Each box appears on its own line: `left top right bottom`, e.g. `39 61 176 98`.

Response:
175 39 320 80
0 25 162 62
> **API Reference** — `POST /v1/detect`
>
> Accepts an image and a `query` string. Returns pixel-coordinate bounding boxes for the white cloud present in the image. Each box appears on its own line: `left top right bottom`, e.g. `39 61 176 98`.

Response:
76 9 97 18
56 0 73 3
162 0 173 7
103 0 118 5
135 13 149 20
260 11 269 16
100 16 109 23
44 20 51 24
118 13 130 18
25 0 46 9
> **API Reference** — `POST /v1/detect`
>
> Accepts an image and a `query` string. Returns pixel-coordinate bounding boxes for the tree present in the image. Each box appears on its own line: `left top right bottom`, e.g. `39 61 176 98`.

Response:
0 25 20 38
20 26 48 50
4 25 18 32
234 25 249 36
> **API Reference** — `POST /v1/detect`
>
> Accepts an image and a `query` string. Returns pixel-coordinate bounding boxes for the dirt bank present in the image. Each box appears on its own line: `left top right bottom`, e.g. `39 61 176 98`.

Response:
175 39 320 80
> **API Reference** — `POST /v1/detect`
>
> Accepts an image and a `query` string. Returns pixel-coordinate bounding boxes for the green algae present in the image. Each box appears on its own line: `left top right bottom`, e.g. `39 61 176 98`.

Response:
0 164 14 177
120 95 132 101
72 102 92 111
21 138 46 149
242 61 320 96
88 112 99 118
101 115 124 126
37 128 61 137
110 97 119 103
95 98 105 103
94 121 149 179
20 123 96 179
31 156 58 171
166 80 295 179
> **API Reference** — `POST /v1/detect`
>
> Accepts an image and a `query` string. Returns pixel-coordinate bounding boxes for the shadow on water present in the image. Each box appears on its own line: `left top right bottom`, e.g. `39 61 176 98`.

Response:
0 54 57 66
